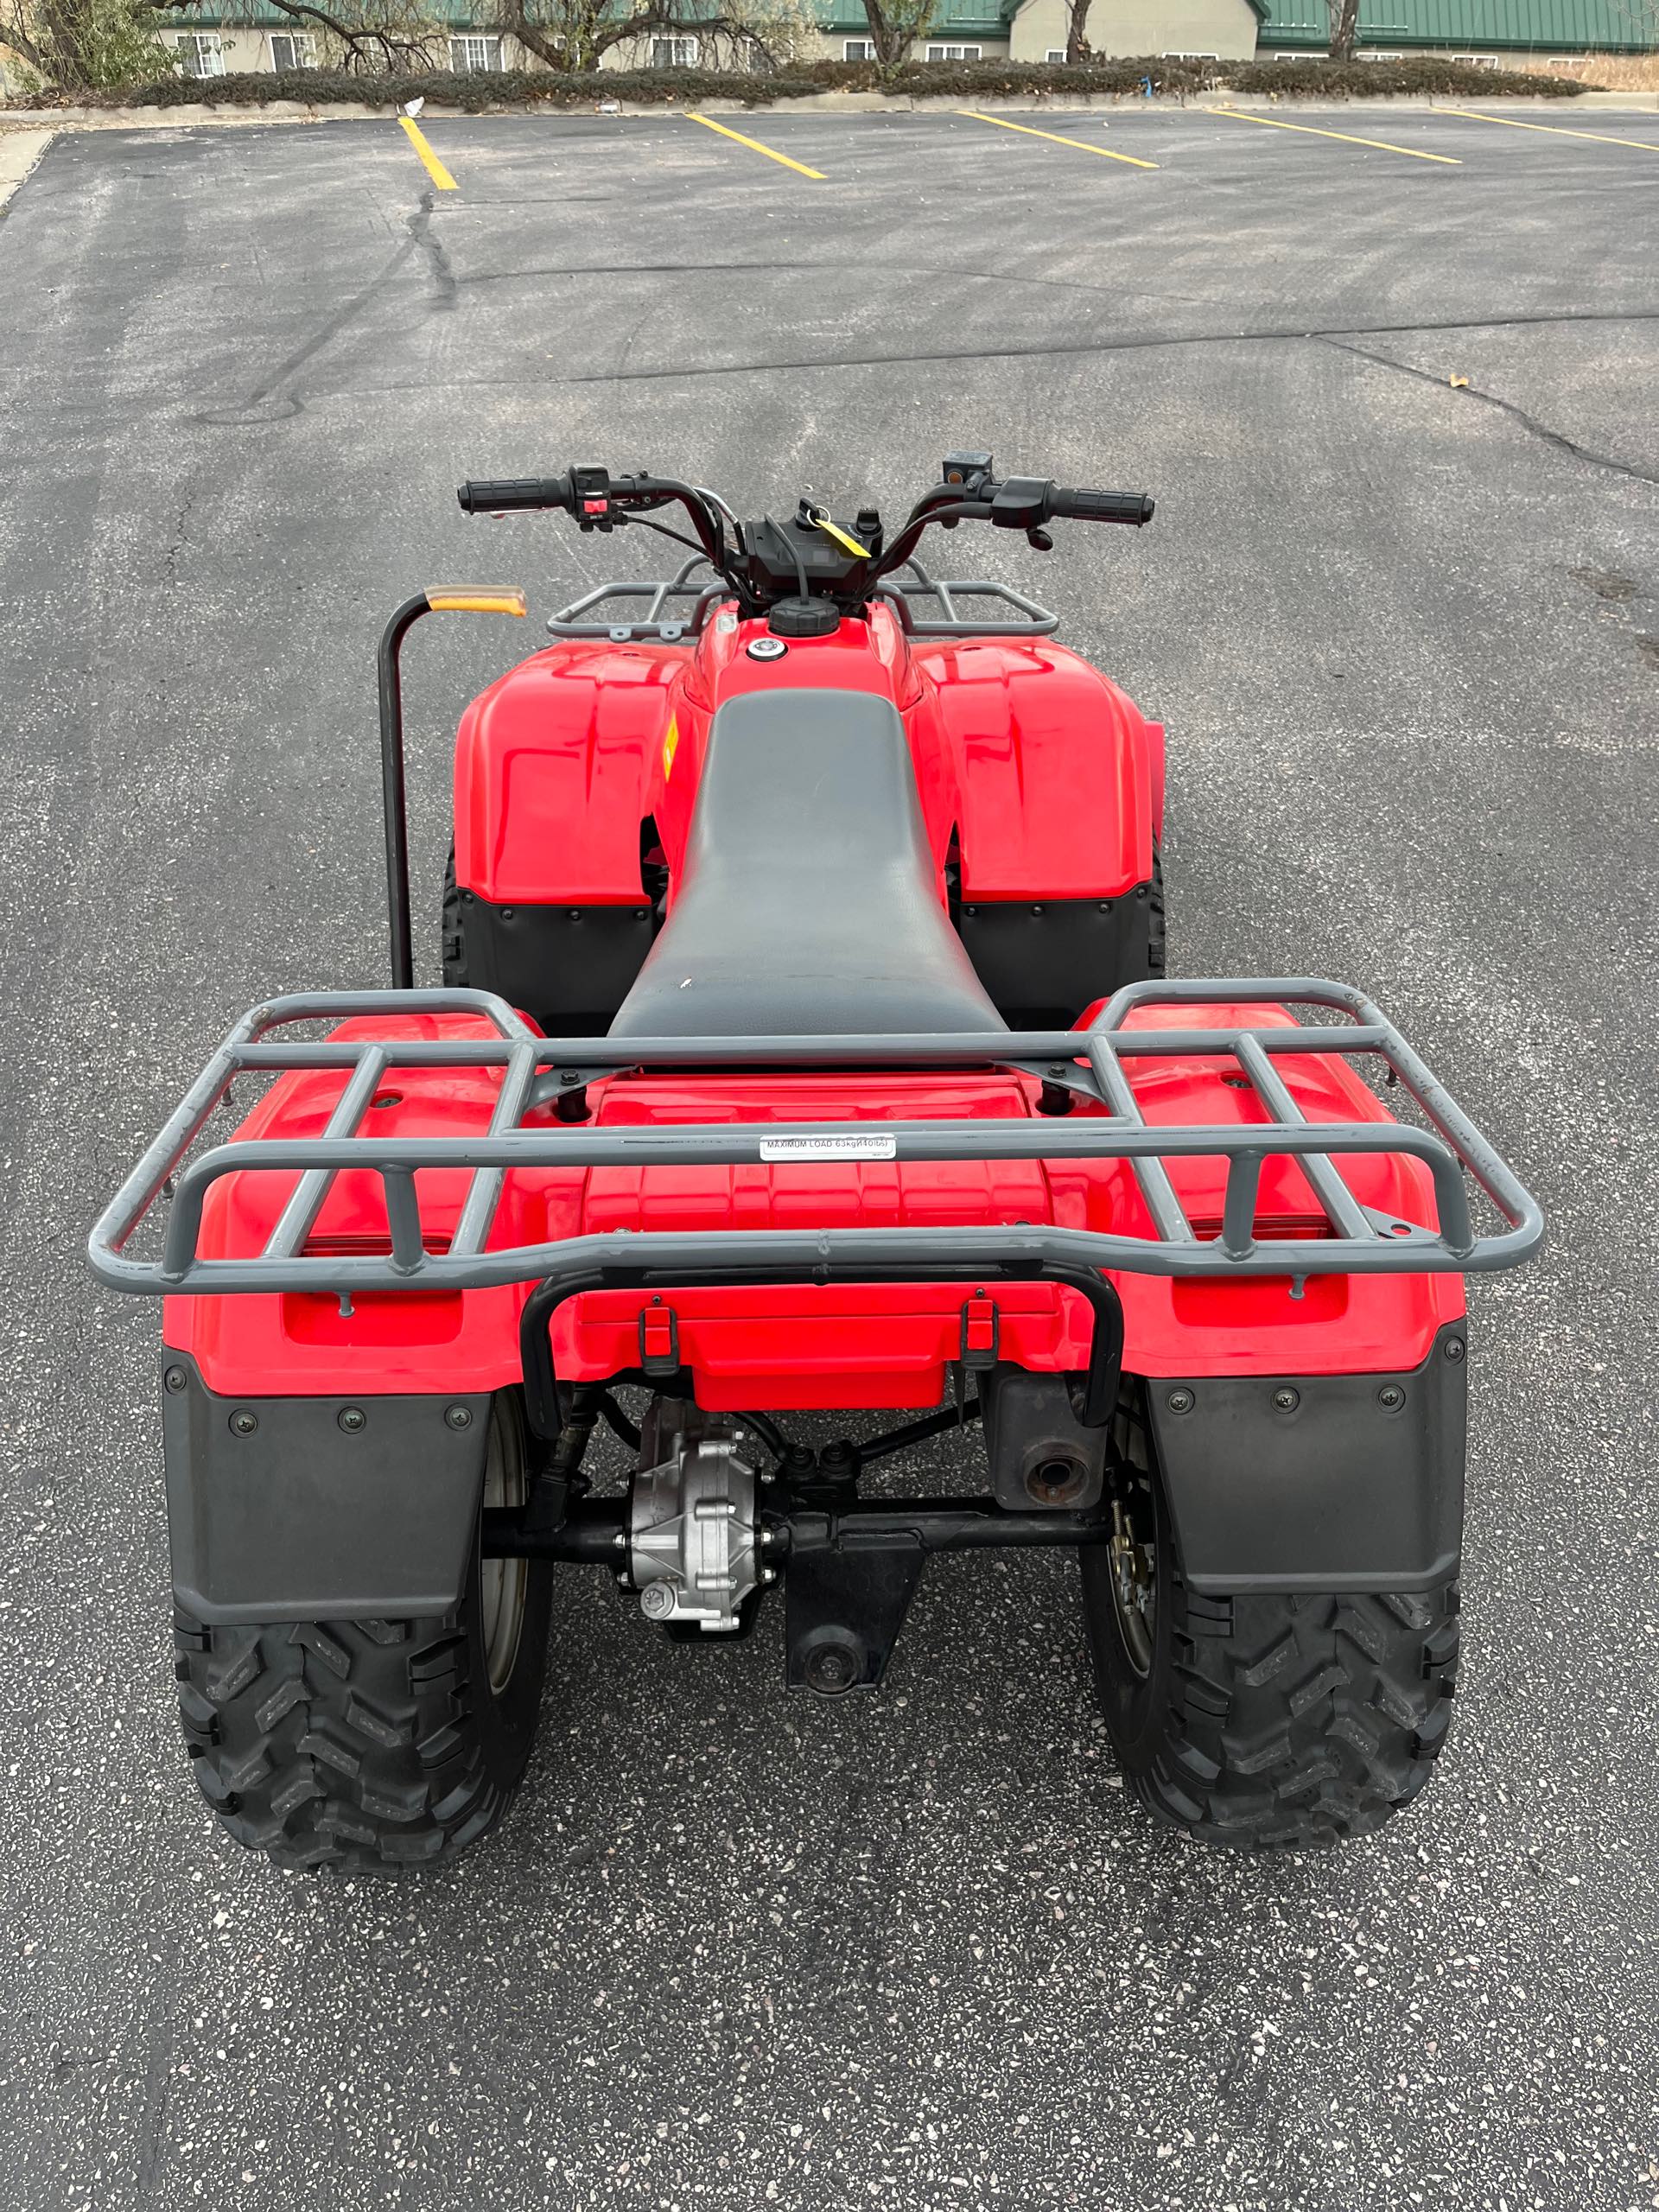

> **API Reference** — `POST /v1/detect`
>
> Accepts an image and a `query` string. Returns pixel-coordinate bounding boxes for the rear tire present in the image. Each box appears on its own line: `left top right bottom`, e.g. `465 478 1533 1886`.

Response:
173 1392 551 1871
1081 1389 1459 1849
442 844 467 987
1147 841 1166 976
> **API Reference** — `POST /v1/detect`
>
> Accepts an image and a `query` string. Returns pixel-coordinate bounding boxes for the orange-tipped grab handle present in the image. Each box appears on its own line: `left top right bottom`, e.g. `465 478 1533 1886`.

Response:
426 588 528 617
381 588 528 988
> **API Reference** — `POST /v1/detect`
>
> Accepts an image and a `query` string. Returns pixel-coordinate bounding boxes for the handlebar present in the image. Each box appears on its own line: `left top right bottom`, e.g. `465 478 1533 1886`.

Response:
457 477 574 515
1048 486 1155 527
455 463 1155 617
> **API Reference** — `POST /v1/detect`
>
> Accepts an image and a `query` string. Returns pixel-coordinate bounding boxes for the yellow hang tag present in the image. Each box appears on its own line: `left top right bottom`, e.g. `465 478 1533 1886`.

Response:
663 716 680 777
810 511 871 560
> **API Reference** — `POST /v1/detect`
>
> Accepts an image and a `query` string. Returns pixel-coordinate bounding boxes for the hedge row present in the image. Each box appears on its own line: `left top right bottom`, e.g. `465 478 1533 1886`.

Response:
18 54 1591 111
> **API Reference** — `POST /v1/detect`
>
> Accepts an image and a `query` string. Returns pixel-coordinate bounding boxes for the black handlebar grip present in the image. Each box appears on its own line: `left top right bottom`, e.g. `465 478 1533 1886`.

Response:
456 476 573 515
1049 487 1156 527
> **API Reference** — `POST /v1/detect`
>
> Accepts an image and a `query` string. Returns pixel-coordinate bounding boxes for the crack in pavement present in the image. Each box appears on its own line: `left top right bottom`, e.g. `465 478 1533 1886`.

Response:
562 304 1659 388
452 256 1230 315
1317 335 1659 489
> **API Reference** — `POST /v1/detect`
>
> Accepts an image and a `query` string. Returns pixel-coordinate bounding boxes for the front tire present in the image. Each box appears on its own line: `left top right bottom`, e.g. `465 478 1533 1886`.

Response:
1081 1390 1459 1849
173 1392 551 1871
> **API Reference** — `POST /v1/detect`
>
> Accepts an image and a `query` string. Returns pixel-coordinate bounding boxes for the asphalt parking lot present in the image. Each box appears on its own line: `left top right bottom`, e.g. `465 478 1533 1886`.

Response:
1 101 1656 2211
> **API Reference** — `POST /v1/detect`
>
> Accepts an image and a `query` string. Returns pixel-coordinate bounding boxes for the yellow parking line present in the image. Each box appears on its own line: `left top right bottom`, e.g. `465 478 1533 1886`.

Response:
685 112 825 179
960 110 1158 168
398 115 458 192
1438 106 1659 152
1211 107 1460 165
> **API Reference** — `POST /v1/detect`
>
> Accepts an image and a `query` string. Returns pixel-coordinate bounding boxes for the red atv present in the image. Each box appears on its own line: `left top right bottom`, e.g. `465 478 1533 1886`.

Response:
91 456 1541 1871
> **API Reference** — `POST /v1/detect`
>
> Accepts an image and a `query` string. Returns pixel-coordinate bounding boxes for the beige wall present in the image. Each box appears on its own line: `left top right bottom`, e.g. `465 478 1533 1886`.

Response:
1009 0 1257 62
597 30 1012 67
164 26 346 73
804 31 1011 60
160 10 1263 80
162 25 546 73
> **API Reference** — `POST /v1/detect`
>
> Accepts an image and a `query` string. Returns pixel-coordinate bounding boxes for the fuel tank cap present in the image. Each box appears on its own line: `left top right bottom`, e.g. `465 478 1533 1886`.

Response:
767 597 840 640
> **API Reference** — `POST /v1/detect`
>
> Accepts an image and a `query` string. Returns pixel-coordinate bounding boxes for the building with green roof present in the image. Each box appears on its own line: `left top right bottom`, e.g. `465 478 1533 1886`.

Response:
146 0 1657 80
1255 0 1659 56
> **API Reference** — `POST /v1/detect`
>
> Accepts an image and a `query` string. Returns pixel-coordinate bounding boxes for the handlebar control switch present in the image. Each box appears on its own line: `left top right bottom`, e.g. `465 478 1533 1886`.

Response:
942 451 994 491
570 464 614 531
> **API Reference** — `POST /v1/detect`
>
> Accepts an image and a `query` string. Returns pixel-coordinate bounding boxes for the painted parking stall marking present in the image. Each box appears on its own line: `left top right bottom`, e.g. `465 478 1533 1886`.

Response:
685 112 826 179
1212 107 1460 165
960 111 1159 168
398 114 458 191
1438 107 1659 153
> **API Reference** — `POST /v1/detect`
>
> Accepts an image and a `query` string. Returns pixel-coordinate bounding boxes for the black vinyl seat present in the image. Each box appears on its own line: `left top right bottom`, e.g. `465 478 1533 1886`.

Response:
609 690 1006 1039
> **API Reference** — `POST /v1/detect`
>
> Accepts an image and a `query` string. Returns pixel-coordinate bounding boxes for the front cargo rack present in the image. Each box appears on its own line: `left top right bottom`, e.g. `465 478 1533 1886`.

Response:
88 980 1542 1300
543 557 1058 643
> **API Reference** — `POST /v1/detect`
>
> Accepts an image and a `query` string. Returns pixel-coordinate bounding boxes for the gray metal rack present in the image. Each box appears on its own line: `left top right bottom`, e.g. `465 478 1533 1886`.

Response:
88 980 1542 1301
542 558 1059 644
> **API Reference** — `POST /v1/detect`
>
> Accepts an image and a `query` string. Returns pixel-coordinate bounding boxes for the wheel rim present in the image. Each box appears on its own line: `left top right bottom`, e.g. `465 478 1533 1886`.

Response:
479 1397 528 1697
1108 1491 1157 1679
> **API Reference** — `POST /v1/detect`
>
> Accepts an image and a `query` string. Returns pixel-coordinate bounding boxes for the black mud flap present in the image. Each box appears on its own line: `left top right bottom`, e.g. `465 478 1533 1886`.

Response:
1145 1321 1468 1594
956 890 1152 1027
454 894 656 1036
161 1354 491 1624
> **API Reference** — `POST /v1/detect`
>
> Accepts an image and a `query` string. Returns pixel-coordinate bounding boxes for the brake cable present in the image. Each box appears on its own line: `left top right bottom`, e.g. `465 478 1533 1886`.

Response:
618 512 715 563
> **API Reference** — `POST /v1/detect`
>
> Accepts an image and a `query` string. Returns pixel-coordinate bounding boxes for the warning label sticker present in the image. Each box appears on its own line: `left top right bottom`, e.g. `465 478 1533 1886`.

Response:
758 1135 899 1162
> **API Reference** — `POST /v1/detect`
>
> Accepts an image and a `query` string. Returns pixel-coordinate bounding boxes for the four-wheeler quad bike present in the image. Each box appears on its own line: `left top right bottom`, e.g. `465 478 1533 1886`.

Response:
89 454 1542 1871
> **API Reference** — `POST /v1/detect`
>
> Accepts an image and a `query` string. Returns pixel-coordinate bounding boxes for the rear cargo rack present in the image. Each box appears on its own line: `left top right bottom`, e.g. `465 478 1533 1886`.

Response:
88 979 1542 1300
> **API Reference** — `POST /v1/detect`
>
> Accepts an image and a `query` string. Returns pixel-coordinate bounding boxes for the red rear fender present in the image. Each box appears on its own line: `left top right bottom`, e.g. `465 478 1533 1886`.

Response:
917 639 1159 899
454 643 680 905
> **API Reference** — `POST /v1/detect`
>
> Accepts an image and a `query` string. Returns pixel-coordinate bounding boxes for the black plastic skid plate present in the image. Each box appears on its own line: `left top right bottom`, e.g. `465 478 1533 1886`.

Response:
161 1355 489 1624
1146 1322 1468 1594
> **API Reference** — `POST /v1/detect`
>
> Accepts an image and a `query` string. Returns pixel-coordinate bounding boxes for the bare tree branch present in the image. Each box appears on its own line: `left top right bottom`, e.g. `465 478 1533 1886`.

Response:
491 0 811 73
861 0 933 75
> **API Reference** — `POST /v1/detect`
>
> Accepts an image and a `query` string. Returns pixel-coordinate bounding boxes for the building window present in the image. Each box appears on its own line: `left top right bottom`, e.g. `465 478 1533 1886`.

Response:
1045 48 1065 61
651 35 699 65
1162 50 1218 60
843 38 874 60
1450 53 1500 66
175 31 224 76
449 34 502 72
925 42 982 59
1359 50 1405 60
270 32 315 68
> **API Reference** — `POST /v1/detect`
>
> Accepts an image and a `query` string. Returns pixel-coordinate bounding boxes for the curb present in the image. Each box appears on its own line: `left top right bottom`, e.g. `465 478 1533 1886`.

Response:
0 126 54 213
2 89 1656 128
